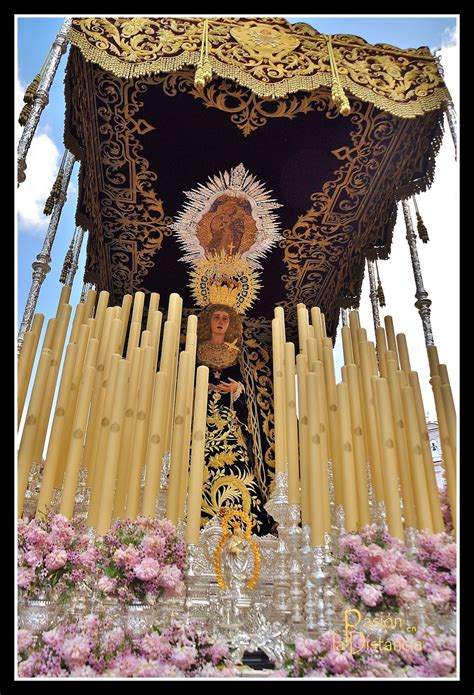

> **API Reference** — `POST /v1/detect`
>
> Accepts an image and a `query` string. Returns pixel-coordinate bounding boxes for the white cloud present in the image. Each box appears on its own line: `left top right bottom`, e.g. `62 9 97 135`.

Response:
17 132 60 234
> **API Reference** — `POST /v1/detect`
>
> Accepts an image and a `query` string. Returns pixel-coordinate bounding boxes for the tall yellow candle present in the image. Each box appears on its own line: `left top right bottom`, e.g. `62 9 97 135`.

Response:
368 342 378 376
373 377 404 539
165 295 183 453
400 385 434 532
18 349 53 517
146 292 160 331
383 316 400 368
142 371 168 517
83 289 97 322
140 329 151 348
396 333 412 374
27 312 45 371
131 291 145 326
407 371 445 533
426 344 440 376
313 360 331 532
306 372 325 546
341 326 354 365
185 366 209 544
87 354 121 527
343 364 371 527
296 303 310 355
54 322 92 488
385 359 417 529
59 365 96 518
438 364 456 458
284 342 300 505
296 353 310 526
178 320 198 520
91 291 110 342
310 306 324 357
69 302 85 345
272 318 286 474
55 284 71 313
349 310 361 365
36 342 78 517
114 346 143 518
124 345 156 519
33 303 72 466
429 375 456 532
96 358 131 535
358 341 384 502
306 337 319 368
18 331 36 425
322 345 343 505
336 382 359 531
166 350 190 525
158 320 176 457
86 317 122 486
274 306 286 344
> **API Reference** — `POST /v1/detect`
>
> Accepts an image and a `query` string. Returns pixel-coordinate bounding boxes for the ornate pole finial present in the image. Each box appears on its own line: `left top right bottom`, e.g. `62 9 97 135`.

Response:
401 199 434 347
17 17 72 185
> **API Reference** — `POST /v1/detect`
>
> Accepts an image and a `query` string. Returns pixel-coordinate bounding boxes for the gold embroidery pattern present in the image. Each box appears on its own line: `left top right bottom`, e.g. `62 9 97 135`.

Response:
201 390 264 531
68 17 451 115
65 47 173 302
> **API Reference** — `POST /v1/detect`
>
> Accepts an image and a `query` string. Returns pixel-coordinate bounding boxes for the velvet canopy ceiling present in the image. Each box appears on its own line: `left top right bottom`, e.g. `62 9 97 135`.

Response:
64 17 451 340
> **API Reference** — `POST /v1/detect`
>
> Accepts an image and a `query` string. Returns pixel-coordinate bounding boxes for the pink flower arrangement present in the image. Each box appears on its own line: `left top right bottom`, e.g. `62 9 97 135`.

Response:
416 531 457 610
390 626 456 677
17 513 97 601
336 525 420 614
17 616 239 678
95 517 186 604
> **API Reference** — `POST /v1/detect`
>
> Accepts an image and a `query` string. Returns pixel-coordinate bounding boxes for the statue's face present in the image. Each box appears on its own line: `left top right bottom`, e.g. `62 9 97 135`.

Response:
210 310 230 338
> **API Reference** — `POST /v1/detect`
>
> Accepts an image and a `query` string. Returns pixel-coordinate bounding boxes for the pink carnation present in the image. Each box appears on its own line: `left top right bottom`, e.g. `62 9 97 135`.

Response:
170 645 198 670
44 548 68 571
359 584 383 607
382 574 408 595
427 650 456 676
61 635 91 668
18 567 35 589
134 557 160 581
98 576 117 594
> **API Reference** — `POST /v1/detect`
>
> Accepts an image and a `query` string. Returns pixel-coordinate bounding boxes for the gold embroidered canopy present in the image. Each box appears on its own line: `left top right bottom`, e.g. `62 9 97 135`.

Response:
64 16 451 340
68 16 450 115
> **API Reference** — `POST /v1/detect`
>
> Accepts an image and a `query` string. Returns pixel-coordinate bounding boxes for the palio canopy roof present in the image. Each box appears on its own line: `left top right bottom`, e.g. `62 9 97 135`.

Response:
64 16 451 338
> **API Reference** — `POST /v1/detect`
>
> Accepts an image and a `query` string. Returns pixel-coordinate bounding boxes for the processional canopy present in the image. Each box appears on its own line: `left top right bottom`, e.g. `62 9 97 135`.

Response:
64 16 451 337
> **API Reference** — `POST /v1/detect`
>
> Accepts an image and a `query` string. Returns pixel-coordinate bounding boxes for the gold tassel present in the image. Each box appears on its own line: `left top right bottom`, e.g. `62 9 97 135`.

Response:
59 241 74 284
375 260 386 307
326 35 351 116
43 154 66 216
194 18 212 89
412 196 429 243
18 101 33 126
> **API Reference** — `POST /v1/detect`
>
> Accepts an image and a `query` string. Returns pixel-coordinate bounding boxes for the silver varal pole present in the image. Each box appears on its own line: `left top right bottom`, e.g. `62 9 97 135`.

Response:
401 199 435 347
65 226 85 286
18 150 76 351
17 17 72 184
340 308 349 327
367 259 381 331
433 48 457 160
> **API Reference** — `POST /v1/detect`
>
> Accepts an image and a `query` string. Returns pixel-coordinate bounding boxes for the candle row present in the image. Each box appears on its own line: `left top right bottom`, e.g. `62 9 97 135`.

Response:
18 289 210 541
271 303 456 545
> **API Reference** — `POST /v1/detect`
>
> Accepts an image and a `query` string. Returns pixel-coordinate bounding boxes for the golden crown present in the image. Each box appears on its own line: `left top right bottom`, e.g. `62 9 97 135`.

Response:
208 278 242 308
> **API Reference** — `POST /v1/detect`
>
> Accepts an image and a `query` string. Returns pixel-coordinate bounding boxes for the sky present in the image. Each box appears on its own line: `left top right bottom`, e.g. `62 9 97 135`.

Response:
16 15 459 438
